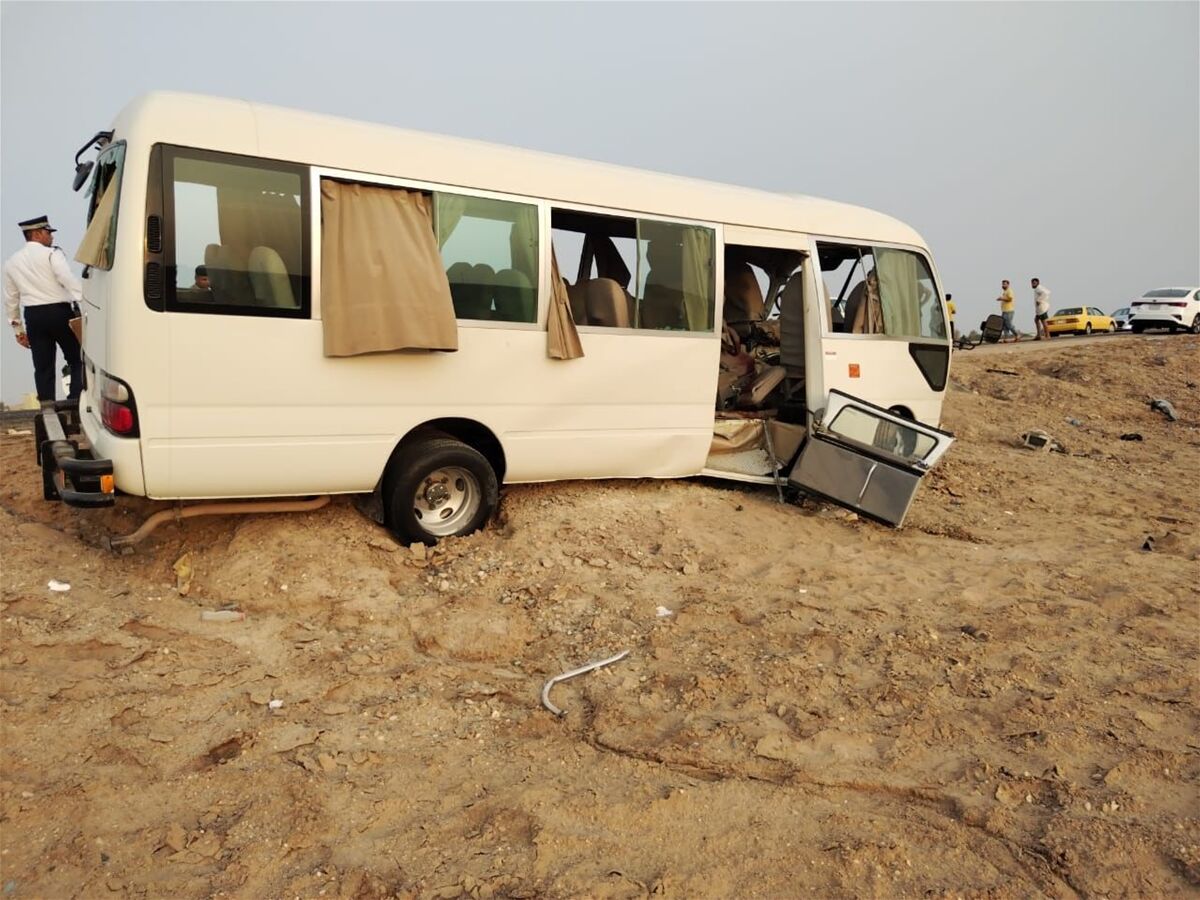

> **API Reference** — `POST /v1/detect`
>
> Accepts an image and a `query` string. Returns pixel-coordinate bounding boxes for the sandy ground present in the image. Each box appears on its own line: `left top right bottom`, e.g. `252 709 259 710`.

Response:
1 336 1197 899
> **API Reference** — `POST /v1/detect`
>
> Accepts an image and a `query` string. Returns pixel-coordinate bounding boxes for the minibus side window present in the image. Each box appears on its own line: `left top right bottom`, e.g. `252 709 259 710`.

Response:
164 148 310 318
817 242 946 340
434 193 538 324
550 208 715 332
637 219 715 332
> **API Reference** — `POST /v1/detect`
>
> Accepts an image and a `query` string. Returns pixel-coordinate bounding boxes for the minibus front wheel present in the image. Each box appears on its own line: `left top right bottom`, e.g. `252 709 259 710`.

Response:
385 436 499 545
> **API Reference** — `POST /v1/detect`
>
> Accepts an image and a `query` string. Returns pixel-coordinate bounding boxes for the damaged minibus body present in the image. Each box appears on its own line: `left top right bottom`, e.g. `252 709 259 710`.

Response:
43 92 952 541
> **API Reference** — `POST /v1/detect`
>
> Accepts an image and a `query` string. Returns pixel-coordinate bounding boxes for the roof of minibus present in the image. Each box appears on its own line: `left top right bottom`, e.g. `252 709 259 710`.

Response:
113 92 927 248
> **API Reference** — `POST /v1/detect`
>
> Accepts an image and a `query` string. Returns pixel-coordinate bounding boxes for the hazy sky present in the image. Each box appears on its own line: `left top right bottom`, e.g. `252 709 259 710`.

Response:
2 1 1197 403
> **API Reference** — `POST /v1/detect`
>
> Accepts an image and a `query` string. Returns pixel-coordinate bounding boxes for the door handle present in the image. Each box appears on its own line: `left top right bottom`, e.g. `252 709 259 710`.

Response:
857 461 878 503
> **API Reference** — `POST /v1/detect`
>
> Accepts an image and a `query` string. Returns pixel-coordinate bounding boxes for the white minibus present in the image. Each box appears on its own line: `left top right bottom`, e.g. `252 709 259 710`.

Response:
39 92 953 540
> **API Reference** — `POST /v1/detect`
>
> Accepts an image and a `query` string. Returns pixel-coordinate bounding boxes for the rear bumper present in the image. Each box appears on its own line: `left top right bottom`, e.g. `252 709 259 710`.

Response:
1131 313 1186 327
35 400 115 507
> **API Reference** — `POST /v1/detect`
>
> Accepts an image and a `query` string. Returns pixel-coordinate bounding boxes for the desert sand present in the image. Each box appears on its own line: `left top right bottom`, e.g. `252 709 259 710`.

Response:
1 335 1197 898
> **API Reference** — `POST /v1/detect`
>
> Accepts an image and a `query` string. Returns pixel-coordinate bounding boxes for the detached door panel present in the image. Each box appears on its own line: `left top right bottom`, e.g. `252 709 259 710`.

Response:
788 390 953 526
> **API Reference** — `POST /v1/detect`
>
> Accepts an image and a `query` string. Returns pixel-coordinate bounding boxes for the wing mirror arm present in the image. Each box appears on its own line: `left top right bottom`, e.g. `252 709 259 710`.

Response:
71 130 114 192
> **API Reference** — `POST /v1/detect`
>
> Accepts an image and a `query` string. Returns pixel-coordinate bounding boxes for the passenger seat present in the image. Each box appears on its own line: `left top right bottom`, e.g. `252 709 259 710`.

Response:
641 243 686 330
492 268 535 322
585 278 633 327
248 246 296 308
204 243 254 306
446 262 495 319
724 262 765 326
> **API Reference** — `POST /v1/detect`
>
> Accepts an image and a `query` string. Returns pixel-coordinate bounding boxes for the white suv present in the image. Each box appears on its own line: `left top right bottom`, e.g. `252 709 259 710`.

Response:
1130 287 1200 334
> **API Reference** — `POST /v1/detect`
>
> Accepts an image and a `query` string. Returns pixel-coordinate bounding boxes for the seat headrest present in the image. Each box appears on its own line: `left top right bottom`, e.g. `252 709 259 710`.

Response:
585 278 631 328
724 262 765 321
493 268 535 322
446 261 473 282
247 245 296 308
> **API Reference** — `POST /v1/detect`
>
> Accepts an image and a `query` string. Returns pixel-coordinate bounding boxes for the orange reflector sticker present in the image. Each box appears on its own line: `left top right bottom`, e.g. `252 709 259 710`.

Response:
100 474 115 494
848 364 861 378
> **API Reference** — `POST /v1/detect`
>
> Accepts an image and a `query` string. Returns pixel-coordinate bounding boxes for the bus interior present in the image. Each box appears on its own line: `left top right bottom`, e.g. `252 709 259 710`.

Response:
707 243 809 480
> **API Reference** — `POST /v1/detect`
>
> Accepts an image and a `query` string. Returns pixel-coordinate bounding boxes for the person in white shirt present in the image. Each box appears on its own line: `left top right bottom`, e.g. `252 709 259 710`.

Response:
1031 277 1052 340
4 215 84 402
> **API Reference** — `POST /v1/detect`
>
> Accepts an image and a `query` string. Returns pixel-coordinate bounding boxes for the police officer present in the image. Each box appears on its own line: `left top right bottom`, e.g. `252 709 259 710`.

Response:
3 215 84 403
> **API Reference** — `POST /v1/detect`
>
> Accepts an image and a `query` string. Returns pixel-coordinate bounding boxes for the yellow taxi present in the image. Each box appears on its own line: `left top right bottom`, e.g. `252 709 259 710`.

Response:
1045 306 1116 336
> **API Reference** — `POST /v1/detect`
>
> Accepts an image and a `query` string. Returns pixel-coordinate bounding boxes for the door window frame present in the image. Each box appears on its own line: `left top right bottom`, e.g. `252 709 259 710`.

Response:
809 236 949 343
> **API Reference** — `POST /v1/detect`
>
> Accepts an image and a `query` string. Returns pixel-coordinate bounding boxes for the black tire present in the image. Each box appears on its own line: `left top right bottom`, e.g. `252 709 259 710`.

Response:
1131 323 1144 334
1191 315 1200 335
385 436 499 544
1085 323 1093 335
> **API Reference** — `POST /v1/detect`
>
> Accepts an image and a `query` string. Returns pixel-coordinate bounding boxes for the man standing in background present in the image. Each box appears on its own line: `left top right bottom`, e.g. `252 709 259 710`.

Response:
1032 277 1052 340
3 215 84 404
996 279 1019 342
946 293 957 342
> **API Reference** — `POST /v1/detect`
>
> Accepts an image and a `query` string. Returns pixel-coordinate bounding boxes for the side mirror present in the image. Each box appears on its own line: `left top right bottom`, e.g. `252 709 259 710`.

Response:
72 160 94 192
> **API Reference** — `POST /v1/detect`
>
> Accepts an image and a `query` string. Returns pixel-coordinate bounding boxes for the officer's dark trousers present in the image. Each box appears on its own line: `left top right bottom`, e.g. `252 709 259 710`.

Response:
24 302 82 402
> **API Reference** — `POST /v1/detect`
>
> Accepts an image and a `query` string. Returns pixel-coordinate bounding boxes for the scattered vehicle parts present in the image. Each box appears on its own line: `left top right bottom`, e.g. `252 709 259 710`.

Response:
1149 399 1178 421
1019 430 1065 453
200 610 245 623
540 650 630 717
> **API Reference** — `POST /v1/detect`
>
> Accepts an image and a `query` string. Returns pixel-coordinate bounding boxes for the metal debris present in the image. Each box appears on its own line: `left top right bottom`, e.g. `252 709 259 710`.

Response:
540 650 630 717
1149 399 1178 422
1019 430 1065 453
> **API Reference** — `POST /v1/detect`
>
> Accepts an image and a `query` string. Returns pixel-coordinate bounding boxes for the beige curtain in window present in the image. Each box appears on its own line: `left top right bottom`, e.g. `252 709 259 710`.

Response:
849 272 884 334
75 178 118 268
434 194 468 248
681 226 714 331
508 204 538 281
321 179 458 356
875 248 921 337
547 248 584 359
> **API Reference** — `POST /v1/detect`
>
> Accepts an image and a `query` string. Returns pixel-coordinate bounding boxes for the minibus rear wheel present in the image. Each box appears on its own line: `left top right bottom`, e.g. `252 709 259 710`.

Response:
386 436 499 545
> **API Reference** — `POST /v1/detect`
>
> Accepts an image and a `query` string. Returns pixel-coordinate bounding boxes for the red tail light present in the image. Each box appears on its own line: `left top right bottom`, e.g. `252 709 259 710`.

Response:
102 398 135 434
1166 301 1187 307
96 369 139 437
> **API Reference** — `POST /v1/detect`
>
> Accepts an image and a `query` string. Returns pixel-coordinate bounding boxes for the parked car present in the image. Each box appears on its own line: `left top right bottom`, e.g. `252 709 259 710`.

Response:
1129 287 1200 334
1045 306 1116 336
1111 306 1134 331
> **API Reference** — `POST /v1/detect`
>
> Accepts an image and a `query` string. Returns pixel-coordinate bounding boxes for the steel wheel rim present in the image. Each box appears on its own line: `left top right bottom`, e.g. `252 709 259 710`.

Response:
413 466 481 537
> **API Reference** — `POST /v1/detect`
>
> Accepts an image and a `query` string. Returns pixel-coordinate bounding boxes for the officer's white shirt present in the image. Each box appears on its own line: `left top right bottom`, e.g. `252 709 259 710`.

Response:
4 241 84 331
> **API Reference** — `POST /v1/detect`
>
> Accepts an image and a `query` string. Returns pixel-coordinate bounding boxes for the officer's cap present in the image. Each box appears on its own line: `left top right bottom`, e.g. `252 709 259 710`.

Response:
18 216 56 234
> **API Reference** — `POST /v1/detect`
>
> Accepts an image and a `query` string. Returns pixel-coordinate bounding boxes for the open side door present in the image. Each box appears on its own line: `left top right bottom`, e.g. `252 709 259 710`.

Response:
788 389 954 527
